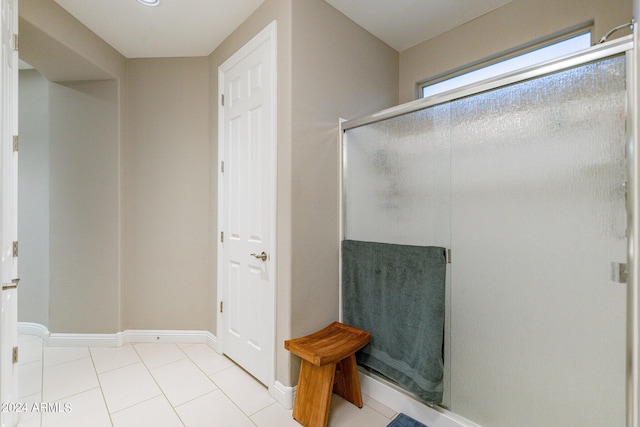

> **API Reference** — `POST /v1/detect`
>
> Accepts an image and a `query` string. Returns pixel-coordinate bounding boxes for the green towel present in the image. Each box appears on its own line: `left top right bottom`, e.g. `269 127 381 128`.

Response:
342 239 446 404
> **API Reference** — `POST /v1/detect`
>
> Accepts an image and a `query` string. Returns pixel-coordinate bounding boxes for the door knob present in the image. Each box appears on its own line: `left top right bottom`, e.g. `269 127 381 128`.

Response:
251 251 268 262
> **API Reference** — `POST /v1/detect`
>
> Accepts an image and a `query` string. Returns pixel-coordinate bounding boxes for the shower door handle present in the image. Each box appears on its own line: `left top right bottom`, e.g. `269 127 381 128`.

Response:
251 251 268 262
612 262 628 283
2 278 20 290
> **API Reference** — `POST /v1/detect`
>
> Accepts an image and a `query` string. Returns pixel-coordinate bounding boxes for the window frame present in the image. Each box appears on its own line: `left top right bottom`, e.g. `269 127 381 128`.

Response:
416 25 593 100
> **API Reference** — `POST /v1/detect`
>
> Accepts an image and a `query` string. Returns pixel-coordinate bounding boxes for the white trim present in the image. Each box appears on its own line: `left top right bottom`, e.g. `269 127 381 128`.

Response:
17 322 219 350
206 331 219 353
121 330 215 345
49 332 125 348
270 380 295 410
17 322 49 340
359 372 481 427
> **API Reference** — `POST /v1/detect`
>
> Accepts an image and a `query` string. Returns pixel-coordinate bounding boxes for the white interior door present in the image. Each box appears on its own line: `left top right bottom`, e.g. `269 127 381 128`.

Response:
218 21 276 386
0 0 19 425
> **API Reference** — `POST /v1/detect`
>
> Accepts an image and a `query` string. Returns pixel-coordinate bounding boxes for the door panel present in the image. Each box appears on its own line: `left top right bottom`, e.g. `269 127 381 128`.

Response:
218 22 276 386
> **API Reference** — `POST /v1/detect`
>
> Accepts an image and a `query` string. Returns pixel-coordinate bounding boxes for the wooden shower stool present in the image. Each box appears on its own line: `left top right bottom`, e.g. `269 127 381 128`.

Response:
284 321 371 427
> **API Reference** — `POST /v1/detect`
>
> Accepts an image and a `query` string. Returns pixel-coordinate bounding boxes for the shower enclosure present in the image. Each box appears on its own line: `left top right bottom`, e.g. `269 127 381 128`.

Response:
340 35 636 427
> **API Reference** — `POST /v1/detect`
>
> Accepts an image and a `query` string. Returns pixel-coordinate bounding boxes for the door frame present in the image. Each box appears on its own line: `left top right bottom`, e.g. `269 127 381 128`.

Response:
216 20 277 391
0 0 18 425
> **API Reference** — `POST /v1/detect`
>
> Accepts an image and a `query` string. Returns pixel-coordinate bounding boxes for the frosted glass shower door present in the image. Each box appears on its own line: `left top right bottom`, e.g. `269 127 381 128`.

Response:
343 104 453 404
449 56 627 426
342 53 628 427
343 105 451 248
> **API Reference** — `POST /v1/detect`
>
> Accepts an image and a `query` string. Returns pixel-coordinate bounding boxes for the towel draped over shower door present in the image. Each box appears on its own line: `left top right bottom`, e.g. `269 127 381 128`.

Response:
341 239 446 404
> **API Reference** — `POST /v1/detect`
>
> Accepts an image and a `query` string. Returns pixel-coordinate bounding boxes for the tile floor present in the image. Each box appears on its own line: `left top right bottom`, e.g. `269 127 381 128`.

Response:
14 334 398 427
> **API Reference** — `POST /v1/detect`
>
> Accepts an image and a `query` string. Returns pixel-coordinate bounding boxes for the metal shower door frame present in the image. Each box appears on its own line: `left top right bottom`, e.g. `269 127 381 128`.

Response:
627 22 640 427
339 33 638 427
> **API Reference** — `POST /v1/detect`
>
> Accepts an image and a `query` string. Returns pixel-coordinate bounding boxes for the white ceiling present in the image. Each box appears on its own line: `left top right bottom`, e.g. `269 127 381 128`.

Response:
52 0 266 58
52 0 515 58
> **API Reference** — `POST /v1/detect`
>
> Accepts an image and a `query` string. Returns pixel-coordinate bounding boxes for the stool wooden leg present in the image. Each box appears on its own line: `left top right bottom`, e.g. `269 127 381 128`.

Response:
293 360 336 427
332 354 363 408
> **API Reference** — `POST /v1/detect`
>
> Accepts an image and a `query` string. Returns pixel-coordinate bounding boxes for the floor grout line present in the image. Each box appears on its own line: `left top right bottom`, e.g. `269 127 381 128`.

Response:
88 348 115 427
129 342 187 427
19 334 395 427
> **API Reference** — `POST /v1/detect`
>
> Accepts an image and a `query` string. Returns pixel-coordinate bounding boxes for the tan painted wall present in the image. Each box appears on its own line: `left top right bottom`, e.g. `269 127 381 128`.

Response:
399 0 633 103
18 0 126 333
18 69 49 327
123 57 211 330
19 73 121 334
19 0 125 81
48 79 120 333
289 0 398 374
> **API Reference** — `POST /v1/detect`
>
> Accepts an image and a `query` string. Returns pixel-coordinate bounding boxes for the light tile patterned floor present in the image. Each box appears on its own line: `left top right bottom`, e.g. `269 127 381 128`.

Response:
15 335 398 427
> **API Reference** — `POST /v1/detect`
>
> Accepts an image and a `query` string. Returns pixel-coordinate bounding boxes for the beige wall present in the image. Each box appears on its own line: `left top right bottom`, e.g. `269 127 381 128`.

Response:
18 69 49 327
19 0 125 82
20 1 213 334
48 79 120 333
289 0 398 366
19 0 127 333
399 0 633 103
123 57 211 330
18 70 121 333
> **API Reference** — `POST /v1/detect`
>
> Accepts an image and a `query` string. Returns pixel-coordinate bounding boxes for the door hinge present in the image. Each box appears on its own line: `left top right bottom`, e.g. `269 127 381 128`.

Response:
12 241 18 258
220 301 224 313
221 94 225 106
12 346 18 364
12 34 18 51
220 231 224 243
13 135 18 152
221 161 224 173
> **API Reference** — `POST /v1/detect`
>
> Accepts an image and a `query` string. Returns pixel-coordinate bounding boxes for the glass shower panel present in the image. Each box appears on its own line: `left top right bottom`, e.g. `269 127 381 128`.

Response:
343 105 451 248
449 56 627 426
343 105 453 405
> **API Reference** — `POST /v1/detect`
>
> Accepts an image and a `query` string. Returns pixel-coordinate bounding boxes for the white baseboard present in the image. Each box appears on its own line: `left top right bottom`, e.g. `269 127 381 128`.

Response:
270 381 295 410
17 322 50 340
17 322 218 349
205 332 219 352
359 371 482 427
49 332 125 348
121 330 217 346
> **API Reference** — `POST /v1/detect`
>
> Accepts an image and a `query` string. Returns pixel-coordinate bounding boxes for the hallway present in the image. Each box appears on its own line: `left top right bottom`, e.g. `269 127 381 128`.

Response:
15 335 397 427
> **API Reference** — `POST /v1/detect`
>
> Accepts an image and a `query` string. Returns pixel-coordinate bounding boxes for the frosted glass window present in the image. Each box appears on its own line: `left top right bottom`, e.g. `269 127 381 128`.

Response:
343 54 627 426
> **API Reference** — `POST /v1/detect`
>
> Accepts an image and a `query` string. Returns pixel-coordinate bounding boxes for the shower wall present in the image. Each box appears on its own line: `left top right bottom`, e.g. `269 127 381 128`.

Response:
343 55 627 426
